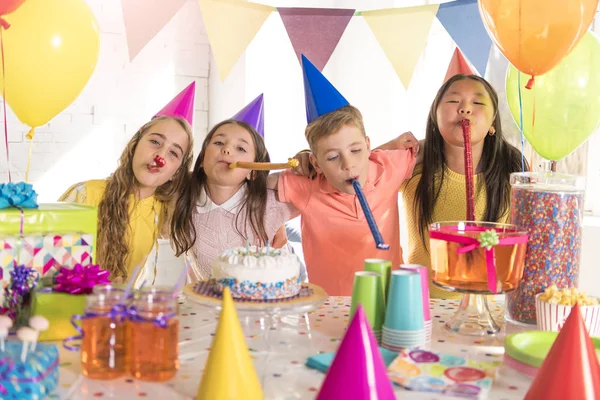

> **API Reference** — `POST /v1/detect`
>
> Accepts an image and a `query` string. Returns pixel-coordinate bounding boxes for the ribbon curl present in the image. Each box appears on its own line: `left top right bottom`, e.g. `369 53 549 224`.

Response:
0 182 38 209
53 264 111 295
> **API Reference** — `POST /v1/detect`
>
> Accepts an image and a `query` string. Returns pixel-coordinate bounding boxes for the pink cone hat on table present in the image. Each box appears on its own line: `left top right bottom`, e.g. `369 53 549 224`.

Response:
232 93 265 137
154 81 196 126
316 305 396 399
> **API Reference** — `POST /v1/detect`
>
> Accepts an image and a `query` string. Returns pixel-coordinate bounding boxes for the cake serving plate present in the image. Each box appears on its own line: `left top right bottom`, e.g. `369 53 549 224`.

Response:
183 282 327 316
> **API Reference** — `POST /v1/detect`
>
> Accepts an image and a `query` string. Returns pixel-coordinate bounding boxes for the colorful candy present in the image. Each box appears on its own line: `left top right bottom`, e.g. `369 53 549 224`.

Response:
352 179 389 250
506 187 584 323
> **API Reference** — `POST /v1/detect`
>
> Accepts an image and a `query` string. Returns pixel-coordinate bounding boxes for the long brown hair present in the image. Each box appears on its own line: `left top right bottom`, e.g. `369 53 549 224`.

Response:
97 116 194 278
171 120 270 256
413 74 527 247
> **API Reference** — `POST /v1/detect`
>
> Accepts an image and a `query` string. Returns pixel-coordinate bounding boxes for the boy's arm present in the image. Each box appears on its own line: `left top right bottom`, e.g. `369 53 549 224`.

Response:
376 131 424 164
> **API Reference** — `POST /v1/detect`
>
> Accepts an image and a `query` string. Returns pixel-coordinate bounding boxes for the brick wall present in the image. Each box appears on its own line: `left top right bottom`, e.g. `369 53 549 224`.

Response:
0 0 210 201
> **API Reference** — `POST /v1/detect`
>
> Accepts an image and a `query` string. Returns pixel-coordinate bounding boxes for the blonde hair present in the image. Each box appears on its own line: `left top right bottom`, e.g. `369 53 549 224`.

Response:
97 116 194 278
305 105 366 152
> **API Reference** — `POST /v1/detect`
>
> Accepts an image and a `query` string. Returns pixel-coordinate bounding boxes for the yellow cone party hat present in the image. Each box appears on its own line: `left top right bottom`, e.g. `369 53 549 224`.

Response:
195 288 263 400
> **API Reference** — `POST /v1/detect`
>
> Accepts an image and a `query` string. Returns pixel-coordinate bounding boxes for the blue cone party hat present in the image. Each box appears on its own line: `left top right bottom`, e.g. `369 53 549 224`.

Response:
302 54 349 124
232 94 265 138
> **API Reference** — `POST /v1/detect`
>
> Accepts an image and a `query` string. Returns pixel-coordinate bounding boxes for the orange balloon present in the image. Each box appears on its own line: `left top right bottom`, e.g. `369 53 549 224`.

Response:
478 0 599 77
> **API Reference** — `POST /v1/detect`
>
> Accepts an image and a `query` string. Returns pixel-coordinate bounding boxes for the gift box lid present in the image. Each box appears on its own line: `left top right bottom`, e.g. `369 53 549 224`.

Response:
0 203 97 235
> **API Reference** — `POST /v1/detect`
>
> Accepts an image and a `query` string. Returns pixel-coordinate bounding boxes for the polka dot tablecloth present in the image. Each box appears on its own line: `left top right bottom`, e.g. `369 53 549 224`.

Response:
52 297 534 399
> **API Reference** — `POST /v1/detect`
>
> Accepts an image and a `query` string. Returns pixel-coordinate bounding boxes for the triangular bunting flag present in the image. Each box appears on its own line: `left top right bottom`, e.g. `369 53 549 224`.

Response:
363 5 439 89
317 305 395 399
232 94 265 137
154 81 196 126
436 0 492 76
525 304 600 399
195 288 263 399
278 7 354 71
121 0 187 61
198 0 274 82
444 47 476 83
302 55 349 124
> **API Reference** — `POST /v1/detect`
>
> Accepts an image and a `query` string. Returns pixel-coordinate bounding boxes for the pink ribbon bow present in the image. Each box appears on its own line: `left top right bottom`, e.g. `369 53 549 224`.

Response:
53 264 111 295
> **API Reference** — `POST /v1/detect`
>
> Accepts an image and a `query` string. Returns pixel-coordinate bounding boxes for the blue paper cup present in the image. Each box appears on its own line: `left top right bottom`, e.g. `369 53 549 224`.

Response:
384 270 424 331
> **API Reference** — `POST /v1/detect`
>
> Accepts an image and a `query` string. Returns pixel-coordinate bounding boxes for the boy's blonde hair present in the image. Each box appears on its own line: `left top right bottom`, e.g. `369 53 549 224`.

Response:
305 105 366 152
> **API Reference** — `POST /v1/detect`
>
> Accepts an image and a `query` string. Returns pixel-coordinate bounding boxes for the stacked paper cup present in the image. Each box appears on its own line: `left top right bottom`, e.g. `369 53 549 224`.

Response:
382 270 427 351
350 271 385 343
400 264 432 343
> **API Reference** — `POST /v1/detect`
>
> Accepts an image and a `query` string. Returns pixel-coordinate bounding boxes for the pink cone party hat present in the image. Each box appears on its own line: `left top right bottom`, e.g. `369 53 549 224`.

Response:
444 47 476 83
316 305 396 400
232 93 264 137
154 81 195 126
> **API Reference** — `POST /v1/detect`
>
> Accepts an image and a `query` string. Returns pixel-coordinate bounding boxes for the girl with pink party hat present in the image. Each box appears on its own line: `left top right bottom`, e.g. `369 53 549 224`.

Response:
170 94 302 282
59 83 196 282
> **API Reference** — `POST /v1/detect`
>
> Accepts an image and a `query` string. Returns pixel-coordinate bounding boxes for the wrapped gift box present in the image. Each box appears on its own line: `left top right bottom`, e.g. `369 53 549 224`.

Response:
31 289 87 341
0 203 97 282
0 233 94 280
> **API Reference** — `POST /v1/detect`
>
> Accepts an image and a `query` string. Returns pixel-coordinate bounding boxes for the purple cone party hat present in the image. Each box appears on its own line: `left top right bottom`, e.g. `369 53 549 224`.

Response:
154 81 196 126
302 54 349 124
232 93 265 138
316 305 396 400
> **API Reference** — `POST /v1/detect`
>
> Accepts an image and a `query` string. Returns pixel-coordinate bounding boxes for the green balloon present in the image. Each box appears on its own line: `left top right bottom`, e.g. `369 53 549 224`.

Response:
506 32 600 160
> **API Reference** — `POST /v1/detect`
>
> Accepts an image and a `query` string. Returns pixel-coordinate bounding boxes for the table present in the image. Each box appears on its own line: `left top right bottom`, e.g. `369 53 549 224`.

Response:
52 297 534 399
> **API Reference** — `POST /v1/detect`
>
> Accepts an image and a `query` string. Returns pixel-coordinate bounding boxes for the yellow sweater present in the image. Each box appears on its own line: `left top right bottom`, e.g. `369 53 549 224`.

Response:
59 180 163 279
402 166 508 299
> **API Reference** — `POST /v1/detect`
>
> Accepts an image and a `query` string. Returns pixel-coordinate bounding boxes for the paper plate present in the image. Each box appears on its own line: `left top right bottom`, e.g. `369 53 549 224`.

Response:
505 330 600 368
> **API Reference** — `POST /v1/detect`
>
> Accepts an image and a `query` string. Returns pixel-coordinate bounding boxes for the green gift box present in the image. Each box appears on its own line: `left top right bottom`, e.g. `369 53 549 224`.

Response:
30 289 87 341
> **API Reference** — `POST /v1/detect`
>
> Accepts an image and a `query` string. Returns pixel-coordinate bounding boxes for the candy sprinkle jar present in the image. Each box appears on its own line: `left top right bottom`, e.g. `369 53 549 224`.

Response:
506 172 586 325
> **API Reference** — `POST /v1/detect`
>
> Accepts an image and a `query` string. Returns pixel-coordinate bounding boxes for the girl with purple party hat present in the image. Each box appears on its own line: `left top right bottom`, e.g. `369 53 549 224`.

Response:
171 94 303 282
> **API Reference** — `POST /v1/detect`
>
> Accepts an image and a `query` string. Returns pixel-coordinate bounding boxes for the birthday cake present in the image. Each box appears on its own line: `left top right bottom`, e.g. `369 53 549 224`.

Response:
210 246 302 300
0 342 59 399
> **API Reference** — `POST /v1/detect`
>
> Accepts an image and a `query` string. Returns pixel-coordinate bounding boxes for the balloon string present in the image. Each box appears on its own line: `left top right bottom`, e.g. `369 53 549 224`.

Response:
517 72 525 172
25 128 34 183
531 85 536 142
0 23 10 182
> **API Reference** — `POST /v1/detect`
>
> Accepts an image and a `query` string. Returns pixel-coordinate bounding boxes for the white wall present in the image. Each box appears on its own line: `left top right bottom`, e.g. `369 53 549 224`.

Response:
0 0 211 202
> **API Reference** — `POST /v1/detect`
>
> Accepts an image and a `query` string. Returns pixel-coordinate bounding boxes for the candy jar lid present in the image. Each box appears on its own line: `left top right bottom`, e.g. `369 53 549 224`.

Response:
510 172 586 192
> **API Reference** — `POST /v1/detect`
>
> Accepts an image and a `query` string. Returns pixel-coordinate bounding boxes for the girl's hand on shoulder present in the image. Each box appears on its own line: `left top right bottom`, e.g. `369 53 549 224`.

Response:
292 150 316 179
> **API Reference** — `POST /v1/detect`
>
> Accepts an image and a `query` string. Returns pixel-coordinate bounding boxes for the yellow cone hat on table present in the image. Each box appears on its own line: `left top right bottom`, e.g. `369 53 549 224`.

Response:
195 288 263 400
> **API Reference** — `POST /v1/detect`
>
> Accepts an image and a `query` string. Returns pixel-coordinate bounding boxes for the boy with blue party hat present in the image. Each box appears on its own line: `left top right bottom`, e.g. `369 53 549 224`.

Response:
268 55 417 296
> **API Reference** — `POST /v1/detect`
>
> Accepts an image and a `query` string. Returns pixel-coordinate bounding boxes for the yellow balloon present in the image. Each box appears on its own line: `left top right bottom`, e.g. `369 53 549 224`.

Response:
0 0 99 130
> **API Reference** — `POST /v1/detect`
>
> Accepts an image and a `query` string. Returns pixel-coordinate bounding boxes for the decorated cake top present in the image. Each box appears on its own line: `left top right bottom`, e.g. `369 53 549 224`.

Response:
211 246 301 283
217 246 297 268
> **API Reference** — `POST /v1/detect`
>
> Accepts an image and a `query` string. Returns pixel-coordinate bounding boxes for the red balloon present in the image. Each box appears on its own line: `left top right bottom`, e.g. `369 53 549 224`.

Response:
0 0 26 16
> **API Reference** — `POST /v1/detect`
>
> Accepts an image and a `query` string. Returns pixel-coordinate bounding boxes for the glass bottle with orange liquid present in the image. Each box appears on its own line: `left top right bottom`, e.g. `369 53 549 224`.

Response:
80 289 127 379
128 287 179 381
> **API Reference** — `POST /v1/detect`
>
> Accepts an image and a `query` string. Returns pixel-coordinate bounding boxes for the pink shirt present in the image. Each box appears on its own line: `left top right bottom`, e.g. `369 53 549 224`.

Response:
189 187 298 281
278 149 416 295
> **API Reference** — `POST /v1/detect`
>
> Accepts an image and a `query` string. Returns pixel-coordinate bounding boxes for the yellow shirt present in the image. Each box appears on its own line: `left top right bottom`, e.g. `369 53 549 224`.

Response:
402 166 508 299
59 180 163 278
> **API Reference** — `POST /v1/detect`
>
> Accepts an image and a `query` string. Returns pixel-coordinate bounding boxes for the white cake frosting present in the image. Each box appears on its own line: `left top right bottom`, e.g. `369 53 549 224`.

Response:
211 246 301 284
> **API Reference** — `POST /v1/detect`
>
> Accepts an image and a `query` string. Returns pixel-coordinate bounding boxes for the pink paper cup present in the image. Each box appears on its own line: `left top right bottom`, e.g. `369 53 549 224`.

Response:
535 293 600 337
400 264 431 321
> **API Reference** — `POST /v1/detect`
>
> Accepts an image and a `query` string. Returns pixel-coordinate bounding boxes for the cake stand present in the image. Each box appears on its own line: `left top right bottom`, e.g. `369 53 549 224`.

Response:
429 221 528 336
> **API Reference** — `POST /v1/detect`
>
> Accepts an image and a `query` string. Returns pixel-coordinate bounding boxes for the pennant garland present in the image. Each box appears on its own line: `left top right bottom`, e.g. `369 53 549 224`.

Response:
121 0 187 61
363 5 439 89
197 0 273 82
436 0 492 76
278 8 354 71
